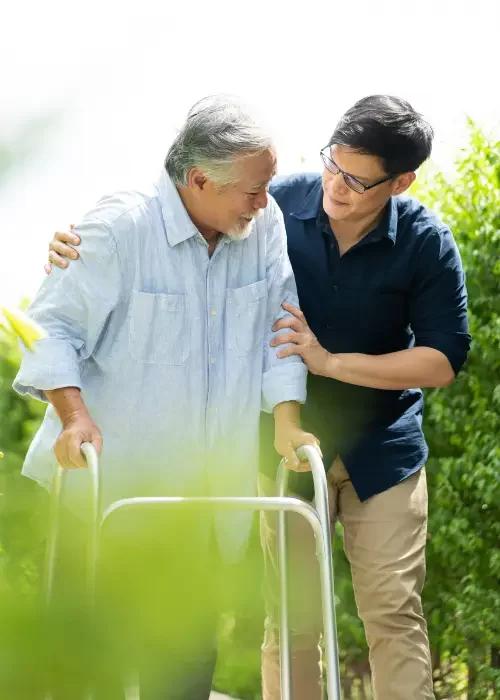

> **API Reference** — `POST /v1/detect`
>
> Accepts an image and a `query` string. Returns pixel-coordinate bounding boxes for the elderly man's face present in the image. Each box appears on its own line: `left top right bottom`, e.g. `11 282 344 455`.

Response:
203 148 277 239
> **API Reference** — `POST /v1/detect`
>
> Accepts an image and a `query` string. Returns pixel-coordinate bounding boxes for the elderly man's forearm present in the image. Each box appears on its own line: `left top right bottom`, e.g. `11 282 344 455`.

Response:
273 400 301 427
44 387 91 425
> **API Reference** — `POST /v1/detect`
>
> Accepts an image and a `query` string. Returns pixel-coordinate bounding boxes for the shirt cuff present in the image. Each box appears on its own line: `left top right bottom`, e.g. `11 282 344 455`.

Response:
13 338 82 403
414 331 471 375
261 363 307 414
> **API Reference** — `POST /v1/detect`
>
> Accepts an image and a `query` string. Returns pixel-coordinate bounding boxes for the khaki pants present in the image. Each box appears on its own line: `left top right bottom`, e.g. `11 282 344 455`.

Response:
259 459 435 700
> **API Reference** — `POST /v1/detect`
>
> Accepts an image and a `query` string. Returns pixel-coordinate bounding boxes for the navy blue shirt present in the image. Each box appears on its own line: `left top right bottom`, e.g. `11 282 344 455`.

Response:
260 173 471 501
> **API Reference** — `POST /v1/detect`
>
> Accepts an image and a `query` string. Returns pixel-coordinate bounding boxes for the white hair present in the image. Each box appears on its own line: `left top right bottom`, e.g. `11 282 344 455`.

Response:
165 94 274 187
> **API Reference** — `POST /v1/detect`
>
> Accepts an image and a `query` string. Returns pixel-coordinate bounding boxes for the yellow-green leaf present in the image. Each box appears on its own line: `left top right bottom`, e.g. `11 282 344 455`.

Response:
0 306 46 351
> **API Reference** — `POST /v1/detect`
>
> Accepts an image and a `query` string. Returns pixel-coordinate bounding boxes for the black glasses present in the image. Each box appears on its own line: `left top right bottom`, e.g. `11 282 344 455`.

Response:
320 147 394 194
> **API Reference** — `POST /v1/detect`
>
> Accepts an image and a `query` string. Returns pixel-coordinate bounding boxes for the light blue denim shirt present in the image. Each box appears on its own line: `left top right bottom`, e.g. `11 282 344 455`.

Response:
14 171 306 557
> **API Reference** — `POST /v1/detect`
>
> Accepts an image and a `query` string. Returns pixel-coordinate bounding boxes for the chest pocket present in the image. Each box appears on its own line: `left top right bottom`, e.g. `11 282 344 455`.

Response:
226 279 267 357
129 290 189 365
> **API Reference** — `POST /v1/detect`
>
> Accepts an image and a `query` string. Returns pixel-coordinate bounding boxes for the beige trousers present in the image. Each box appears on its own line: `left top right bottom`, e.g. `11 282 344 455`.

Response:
259 458 435 700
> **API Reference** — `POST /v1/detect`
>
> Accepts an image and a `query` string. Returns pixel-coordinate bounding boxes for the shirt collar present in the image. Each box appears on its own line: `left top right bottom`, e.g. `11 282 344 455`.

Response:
155 169 200 247
376 196 398 244
292 174 398 245
290 178 324 220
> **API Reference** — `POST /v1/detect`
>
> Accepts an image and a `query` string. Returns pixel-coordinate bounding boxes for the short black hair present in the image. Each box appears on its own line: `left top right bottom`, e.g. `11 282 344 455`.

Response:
328 95 434 175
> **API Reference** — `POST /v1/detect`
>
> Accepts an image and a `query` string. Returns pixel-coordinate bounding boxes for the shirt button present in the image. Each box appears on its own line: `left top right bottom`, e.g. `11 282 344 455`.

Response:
210 357 216 364
211 309 217 316
332 285 338 291
326 323 333 330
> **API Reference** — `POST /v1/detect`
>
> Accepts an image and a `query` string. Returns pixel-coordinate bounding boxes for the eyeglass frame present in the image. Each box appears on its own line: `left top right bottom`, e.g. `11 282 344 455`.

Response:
320 146 396 194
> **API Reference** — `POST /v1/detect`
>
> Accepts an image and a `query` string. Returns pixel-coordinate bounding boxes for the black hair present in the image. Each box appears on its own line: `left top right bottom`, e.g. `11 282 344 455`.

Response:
328 95 434 174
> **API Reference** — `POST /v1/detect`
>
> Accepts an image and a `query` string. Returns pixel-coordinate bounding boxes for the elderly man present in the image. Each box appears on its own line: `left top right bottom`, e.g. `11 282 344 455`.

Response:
14 95 317 700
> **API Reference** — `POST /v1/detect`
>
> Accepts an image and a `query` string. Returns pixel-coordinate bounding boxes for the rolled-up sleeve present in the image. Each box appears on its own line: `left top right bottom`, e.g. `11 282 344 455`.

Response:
409 227 471 375
261 199 307 413
13 217 121 402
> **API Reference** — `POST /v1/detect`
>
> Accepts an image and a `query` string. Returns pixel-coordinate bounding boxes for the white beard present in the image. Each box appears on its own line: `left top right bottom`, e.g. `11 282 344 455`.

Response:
225 210 262 241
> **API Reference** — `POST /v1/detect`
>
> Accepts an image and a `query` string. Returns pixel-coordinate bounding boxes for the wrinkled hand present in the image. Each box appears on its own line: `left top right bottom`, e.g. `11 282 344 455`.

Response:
274 423 321 472
271 302 331 376
44 224 81 275
53 411 102 468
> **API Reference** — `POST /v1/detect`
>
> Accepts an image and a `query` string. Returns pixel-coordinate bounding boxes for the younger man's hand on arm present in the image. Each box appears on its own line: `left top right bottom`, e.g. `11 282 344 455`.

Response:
273 302 458 390
44 224 81 274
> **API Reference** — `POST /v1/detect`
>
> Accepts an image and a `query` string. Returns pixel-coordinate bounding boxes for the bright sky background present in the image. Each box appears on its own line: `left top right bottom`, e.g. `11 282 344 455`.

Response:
1 0 499 305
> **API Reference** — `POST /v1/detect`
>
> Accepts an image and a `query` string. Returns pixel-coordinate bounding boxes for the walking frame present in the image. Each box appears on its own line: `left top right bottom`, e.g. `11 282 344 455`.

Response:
44 443 342 699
